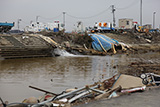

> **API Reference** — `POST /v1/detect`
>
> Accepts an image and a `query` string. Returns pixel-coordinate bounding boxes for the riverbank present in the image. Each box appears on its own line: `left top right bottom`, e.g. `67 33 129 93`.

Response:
0 32 160 76
0 31 160 106
36 31 160 76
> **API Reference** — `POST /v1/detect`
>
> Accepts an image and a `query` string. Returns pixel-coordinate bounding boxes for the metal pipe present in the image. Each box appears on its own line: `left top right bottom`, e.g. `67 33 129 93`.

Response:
32 85 100 107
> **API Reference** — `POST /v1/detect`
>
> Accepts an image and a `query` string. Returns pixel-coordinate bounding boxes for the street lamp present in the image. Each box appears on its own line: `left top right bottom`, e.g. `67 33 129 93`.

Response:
153 12 156 29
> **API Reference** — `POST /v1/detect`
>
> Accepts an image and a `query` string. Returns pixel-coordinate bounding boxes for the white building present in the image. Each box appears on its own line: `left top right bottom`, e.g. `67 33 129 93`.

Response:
119 18 133 29
24 21 63 32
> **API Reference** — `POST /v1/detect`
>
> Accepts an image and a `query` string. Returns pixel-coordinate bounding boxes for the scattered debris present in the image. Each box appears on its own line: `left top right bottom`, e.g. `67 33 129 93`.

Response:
140 73 160 86
2 73 160 107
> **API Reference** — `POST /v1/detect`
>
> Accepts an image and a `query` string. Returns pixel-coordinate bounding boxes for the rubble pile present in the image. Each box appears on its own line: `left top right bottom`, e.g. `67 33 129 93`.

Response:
1 31 159 57
1 74 160 107
120 61 160 77
38 31 160 55
105 32 160 44
38 31 93 49
118 56 160 77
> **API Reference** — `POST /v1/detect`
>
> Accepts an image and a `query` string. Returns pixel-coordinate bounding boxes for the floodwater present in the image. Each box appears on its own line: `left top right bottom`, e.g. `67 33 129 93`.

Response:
0 52 160 107
0 54 119 103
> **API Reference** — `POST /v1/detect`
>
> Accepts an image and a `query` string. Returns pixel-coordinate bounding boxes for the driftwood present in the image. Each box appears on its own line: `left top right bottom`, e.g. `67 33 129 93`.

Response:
94 86 122 100
68 90 91 103
90 88 106 94
31 85 100 107
29 86 57 96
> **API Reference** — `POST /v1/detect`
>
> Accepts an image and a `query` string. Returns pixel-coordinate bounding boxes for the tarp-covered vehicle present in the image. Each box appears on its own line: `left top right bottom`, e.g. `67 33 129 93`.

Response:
0 22 14 33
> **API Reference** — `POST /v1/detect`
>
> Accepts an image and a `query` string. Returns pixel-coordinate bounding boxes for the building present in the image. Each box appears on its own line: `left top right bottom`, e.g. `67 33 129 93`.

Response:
24 21 63 32
119 18 133 29
72 21 86 33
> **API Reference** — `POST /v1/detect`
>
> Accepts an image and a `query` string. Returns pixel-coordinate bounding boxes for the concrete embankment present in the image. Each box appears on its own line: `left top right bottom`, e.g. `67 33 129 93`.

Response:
0 34 55 59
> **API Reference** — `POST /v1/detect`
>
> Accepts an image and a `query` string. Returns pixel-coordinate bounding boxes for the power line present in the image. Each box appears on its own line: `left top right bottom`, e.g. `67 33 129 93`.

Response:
38 14 62 20
66 7 111 19
116 0 139 10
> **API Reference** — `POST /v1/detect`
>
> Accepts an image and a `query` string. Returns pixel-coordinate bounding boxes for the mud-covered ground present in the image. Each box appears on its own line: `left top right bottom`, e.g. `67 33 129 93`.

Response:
38 31 93 49
0 32 160 107
38 31 160 76
101 32 160 76
104 32 160 44
1 31 160 76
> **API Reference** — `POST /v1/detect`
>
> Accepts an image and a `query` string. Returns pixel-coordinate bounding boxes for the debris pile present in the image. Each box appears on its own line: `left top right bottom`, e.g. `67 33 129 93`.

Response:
106 32 160 44
1 31 159 58
119 58 160 77
38 32 128 55
1 74 160 107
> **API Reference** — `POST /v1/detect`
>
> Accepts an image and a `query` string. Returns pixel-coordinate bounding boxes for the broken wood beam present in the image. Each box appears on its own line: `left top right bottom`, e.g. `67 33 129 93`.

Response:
89 88 106 94
94 86 121 100
68 90 91 103
29 86 57 96
31 85 100 107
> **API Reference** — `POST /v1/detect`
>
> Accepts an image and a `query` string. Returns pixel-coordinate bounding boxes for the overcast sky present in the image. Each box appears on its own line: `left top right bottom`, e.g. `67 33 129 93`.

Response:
0 0 160 31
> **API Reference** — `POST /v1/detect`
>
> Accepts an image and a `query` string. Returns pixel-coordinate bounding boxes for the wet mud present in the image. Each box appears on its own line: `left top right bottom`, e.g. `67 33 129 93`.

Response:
0 32 160 106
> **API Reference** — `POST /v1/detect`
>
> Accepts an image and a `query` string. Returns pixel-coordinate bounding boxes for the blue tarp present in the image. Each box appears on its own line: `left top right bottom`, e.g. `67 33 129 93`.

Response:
89 34 119 52
54 28 59 32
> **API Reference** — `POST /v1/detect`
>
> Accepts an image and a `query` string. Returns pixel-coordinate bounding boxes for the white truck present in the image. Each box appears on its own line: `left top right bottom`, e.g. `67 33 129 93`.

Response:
91 22 115 33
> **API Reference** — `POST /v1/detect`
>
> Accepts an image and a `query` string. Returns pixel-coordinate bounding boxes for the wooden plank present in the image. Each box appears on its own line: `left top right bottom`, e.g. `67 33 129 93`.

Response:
68 90 91 103
29 86 57 96
90 88 106 94
95 86 121 100
32 85 100 107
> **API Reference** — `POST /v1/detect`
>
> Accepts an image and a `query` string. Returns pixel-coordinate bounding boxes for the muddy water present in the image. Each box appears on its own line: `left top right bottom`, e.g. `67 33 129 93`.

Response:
0 53 160 107
0 55 119 103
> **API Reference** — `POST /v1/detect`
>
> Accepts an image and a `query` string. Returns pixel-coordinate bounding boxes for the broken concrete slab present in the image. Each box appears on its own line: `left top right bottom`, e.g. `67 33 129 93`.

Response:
112 74 144 90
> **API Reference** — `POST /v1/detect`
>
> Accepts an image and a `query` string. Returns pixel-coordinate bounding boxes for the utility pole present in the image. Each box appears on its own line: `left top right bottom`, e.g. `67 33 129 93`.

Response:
140 0 142 26
36 16 39 23
63 12 66 30
17 19 22 31
153 12 156 29
111 5 116 27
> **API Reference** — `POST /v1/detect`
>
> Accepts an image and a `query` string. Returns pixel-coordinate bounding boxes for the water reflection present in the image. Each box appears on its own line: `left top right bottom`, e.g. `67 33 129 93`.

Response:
0 55 118 102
